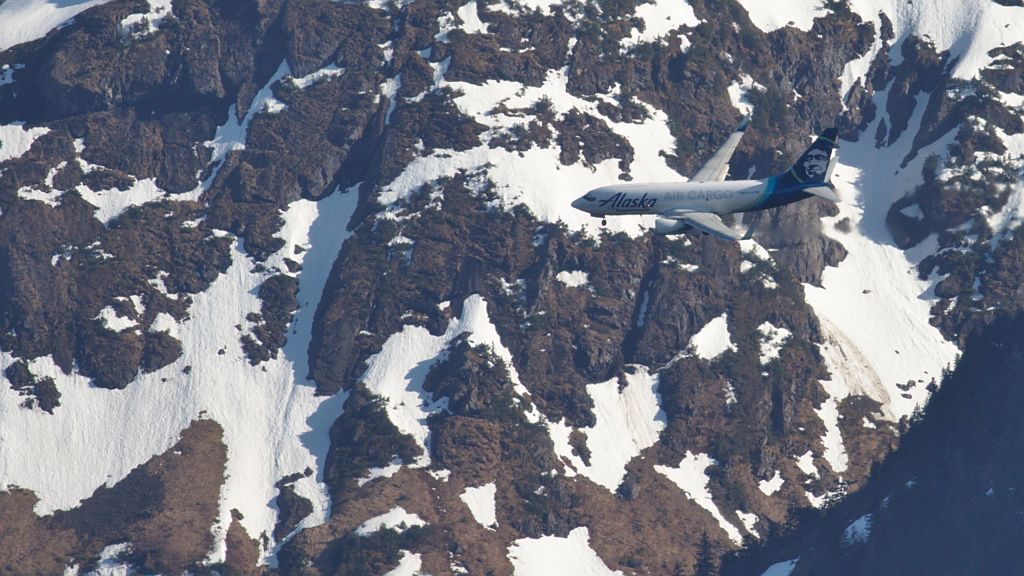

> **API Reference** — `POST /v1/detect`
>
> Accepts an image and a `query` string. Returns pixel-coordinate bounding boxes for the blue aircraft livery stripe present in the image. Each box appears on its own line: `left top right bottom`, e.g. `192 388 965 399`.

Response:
750 175 777 210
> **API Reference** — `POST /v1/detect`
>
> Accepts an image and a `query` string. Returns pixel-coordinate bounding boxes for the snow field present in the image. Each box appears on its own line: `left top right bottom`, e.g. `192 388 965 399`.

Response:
654 451 748 545
0 186 362 565
845 0 1024 81
377 65 685 239
0 0 114 52
507 527 625 576
549 366 666 492
804 89 960 423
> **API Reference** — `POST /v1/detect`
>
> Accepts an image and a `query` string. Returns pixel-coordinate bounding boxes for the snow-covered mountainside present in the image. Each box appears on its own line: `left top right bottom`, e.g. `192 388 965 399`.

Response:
0 0 1020 574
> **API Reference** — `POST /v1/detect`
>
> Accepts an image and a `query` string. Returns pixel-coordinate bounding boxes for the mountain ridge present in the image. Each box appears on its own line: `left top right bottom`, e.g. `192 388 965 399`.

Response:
0 0 1021 573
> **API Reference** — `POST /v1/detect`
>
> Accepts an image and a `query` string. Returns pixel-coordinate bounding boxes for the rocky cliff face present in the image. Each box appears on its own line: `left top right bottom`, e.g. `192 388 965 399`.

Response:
0 0 1021 574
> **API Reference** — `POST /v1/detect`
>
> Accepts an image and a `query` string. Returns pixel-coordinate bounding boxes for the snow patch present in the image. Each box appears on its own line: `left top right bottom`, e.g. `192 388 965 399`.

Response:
735 0 828 32
358 456 403 487
556 270 590 288
0 63 24 87
758 470 784 496
0 123 50 164
95 306 137 333
456 1 490 35
460 483 497 528
76 178 165 225
620 0 700 52
736 510 760 538
550 366 665 492
182 61 293 201
795 450 819 479
655 451 744 545
756 321 791 365
355 506 426 535
119 0 173 39
148 312 179 338
507 527 624 576
382 551 422 576
760 558 799 576
815 397 848 474
689 314 736 360
82 542 133 576
290 64 344 90
842 513 872 545
728 73 764 115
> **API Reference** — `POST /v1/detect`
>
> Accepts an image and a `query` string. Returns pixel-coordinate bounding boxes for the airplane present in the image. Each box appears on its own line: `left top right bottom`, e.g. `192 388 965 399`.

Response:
571 116 840 241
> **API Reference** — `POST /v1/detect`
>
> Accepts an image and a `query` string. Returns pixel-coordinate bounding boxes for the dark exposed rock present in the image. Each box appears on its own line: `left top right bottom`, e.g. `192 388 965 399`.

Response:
724 314 1024 576
3 360 60 413
242 274 298 365
430 416 504 485
273 479 314 542
554 109 634 173
221 510 262 576
422 336 518 421
324 385 421 498
0 420 226 575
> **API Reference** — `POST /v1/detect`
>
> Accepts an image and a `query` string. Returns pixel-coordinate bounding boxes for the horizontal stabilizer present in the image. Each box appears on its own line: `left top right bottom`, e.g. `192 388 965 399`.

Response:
804 185 840 203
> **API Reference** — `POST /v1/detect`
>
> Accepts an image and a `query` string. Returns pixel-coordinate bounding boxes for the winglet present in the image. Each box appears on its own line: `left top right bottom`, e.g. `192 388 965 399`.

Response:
741 216 759 240
736 114 751 132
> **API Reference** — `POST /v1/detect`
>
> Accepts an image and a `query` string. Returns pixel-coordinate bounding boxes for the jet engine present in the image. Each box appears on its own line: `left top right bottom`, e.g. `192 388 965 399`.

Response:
654 217 690 235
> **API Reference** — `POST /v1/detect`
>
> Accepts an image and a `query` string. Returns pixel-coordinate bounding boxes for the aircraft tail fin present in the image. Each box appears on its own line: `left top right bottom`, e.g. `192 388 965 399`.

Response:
775 127 838 189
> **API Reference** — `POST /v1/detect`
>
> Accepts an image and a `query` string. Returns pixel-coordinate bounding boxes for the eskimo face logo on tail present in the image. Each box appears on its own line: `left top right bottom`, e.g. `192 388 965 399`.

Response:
799 147 829 181
598 193 657 211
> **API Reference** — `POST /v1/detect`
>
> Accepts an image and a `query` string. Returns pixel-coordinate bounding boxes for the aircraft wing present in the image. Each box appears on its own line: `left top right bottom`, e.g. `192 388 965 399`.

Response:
663 210 745 241
690 115 750 183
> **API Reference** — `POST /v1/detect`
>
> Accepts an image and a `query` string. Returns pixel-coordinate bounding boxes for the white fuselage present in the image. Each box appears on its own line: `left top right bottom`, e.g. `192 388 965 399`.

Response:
572 180 767 217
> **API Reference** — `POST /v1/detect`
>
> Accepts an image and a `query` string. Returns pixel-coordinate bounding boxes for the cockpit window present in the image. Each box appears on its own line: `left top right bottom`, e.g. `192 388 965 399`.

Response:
583 194 596 201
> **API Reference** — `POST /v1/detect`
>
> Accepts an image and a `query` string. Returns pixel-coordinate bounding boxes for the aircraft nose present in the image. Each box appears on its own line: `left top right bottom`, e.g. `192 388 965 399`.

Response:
571 196 586 210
